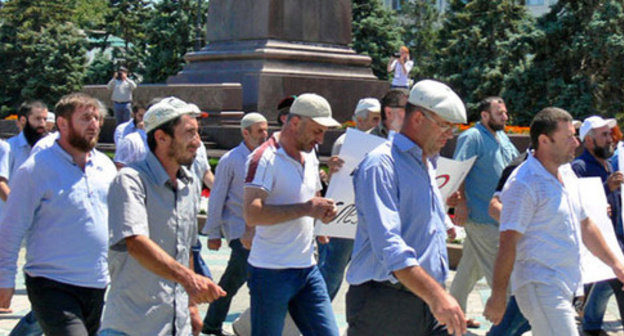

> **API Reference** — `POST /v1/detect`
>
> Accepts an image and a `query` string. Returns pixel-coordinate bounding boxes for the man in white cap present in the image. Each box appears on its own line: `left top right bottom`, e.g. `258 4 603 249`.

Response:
100 97 226 336
484 107 624 335
243 93 340 335
448 96 519 328
201 112 268 336
571 116 624 335
346 79 467 336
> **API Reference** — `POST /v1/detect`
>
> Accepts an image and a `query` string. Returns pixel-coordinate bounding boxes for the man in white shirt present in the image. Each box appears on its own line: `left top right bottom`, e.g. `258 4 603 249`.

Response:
387 46 413 89
484 107 624 335
113 104 145 145
107 66 137 125
243 93 340 335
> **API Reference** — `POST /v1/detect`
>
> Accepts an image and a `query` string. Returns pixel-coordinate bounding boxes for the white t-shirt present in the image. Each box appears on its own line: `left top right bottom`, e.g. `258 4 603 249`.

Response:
390 59 414 87
244 138 321 269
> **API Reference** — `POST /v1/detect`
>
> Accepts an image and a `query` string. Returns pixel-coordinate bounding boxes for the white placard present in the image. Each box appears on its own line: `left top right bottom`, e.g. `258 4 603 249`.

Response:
436 156 477 204
579 177 624 284
314 128 387 239
315 128 476 239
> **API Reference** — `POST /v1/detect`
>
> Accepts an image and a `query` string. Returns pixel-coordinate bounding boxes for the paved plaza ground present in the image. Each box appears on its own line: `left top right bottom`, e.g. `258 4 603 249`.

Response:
1 244 623 335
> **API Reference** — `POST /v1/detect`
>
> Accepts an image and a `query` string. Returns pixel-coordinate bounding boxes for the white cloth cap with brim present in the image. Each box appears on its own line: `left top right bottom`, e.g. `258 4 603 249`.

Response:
579 115 617 140
144 97 201 133
408 79 467 124
46 112 55 123
354 98 381 118
241 112 267 129
290 93 341 128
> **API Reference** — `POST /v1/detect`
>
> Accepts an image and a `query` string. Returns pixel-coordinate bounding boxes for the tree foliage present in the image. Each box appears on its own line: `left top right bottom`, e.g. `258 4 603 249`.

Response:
503 0 624 124
398 0 440 79
142 0 209 83
351 0 404 80
433 0 538 122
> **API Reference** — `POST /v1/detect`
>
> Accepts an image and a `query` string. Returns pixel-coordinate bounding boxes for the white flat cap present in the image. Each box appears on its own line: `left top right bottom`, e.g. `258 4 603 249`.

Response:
408 79 467 124
354 98 381 117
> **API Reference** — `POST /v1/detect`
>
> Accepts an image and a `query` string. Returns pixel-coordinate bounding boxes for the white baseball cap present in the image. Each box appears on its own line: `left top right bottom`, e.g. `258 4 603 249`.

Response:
46 112 55 123
353 98 381 118
579 116 617 140
408 79 467 124
144 97 201 133
241 112 267 129
290 93 340 128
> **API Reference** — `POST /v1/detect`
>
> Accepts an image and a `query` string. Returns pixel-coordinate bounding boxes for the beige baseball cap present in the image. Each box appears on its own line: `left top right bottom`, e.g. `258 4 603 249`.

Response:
408 79 467 124
144 97 201 133
290 93 341 128
241 112 267 129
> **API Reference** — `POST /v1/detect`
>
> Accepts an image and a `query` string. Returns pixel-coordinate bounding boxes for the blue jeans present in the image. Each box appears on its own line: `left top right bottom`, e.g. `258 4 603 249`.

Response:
203 239 249 333
318 237 354 300
192 240 212 279
247 264 339 336
486 296 530 336
583 278 624 331
113 102 131 125
9 311 43 336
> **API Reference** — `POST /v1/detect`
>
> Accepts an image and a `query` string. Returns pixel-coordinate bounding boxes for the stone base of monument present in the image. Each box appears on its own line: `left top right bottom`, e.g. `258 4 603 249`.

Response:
168 39 389 123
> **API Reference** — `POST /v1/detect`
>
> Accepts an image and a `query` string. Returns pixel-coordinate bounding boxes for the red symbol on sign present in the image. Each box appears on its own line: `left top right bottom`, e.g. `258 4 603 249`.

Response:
436 174 450 188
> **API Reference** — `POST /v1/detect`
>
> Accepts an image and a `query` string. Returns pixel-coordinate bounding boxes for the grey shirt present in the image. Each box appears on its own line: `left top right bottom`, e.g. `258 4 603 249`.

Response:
101 151 198 336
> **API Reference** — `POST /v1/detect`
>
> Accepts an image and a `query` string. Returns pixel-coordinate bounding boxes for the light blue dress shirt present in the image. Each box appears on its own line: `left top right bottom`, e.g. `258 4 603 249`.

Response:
113 119 139 145
453 122 519 225
0 142 116 288
0 139 9 180
6 132 32 179
202 142 250 241
346 133 449 285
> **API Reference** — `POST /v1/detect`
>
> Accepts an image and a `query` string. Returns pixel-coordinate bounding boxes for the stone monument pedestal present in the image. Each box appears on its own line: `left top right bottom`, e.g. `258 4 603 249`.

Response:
168 0 389 122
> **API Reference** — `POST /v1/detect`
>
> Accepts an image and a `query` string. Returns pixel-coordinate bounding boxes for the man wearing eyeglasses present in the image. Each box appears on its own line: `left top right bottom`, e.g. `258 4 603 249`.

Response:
448 96 519 328
346 80 467 336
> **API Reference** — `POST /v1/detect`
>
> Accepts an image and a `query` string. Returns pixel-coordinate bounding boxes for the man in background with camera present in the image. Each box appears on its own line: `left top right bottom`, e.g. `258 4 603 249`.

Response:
387 46 413 89
107 66 137 125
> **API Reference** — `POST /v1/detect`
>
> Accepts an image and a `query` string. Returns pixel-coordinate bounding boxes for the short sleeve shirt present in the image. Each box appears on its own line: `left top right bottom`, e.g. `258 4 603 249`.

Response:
244 138 321 269
101 152 199 336
501 155 586 296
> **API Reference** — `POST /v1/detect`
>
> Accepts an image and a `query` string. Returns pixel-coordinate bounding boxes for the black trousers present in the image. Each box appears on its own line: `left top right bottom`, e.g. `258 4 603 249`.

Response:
346 281 448 336
26 275 105 336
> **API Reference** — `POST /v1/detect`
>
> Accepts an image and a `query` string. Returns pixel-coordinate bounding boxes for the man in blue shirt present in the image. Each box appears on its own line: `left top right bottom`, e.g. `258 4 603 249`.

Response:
572 116 624 336
346 79 467 336
0 93 117 335
449 97 519 327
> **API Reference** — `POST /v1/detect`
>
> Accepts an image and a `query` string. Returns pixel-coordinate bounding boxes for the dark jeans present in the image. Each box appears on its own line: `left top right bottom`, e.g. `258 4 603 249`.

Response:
346 281 447 336
318 237 354 301
486 296 531 336
582 278 624 331
203 239 249 333
248 264 339 336
26 275 105 336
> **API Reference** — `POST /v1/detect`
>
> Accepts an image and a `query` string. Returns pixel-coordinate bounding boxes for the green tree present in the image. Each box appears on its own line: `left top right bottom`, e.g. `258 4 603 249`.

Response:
141 0 209 83
105 0 150 73
351 0 404 80
398 0 440 79
434 0 538 122
85 50 115 85
503 0 624 124
0 0 87 115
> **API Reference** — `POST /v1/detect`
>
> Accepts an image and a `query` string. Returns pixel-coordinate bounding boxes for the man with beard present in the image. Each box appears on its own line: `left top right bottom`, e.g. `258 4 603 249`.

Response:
484 107 624 335
448 96 519 328
369 89 408 139
0 93 117 335
0 101 48 202
571 116 624 335
100 97 225 336
243 93 340 335
201 113 268 336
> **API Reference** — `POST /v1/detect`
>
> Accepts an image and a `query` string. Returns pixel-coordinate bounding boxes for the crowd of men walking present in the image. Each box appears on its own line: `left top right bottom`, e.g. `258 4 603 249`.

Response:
0 75 623 336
